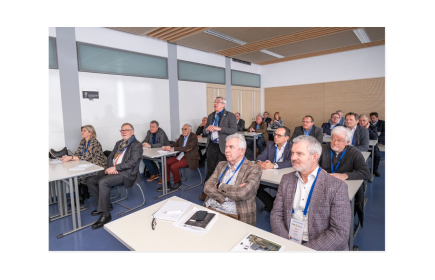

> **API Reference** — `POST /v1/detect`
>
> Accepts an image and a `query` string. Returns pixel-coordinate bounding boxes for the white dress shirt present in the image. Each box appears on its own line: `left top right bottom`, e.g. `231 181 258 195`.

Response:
273 142 287 169
349 127 356 145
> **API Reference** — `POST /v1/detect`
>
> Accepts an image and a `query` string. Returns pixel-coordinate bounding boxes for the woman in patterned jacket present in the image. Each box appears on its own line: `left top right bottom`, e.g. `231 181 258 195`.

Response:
61 125 107 204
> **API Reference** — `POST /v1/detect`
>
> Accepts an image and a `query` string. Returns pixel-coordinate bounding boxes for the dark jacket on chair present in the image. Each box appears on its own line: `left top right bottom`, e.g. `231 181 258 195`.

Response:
171 132 199 170
107 137 143 188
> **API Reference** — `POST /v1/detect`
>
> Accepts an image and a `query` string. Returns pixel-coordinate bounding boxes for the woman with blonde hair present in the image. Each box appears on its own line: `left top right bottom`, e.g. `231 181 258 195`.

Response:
270 112 284 129
61 125 107 204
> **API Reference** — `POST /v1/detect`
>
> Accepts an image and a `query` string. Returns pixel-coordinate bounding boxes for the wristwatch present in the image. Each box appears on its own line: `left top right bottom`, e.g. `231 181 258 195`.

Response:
273 163 278 169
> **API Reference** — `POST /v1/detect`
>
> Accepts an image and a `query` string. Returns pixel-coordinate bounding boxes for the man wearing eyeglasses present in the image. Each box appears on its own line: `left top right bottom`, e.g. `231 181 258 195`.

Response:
199 97 237 200
86 123 143 229
322 113 343 136
290 115 323 144
161 124 199 191
255 127 293 212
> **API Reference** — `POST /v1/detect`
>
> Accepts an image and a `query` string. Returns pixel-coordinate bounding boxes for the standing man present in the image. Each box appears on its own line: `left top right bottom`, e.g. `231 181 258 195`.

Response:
204 133 262 226
256 127 292 212
336 110 346 126
262 111 272 126
359 114 381 177
196 117 208 138
86 123 143 229
370 112 385 144
271 135 351 250
322 112 343 135
199 97 237 200
235 112 245 131
345 112 369 151
290 115 323 144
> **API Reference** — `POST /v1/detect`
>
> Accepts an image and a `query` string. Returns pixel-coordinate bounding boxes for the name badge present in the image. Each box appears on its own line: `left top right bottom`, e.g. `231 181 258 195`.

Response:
288 218 305 244
176 152 185 161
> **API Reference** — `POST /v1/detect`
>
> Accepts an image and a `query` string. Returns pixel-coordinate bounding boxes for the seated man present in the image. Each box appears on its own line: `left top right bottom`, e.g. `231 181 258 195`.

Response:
161 124 199 191
271 135 351 250
370 112 385 144
246 115 269 157
142 120 170 183
345 112 369 151
86 123 143 229
262 111 272 126
336 110 346 126
235 112 245 131
322 112 343 135
196 117 208 137
359 114 381 177
204 133 262 226
290 115 323 144
256 127 292 212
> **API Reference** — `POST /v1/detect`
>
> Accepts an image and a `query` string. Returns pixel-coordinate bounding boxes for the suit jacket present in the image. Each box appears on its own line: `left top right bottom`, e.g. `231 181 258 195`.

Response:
321 123 343 136
196 125 205 136
142 128 169 148
270 169 351 251
236 119 246 131
204 109 238 154
290 125 323 144
248 121 268 142
373 119 385 143
171 132 199 170
204 159 262 226
256 141 292 169
350 126 369 151
360 124 378 140
107 137 143 188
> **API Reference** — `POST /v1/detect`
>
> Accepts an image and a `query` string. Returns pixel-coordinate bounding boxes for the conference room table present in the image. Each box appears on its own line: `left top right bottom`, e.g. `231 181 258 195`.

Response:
197 137 207 147
237 131 261 161
142 147 180 200
104 196 313 251
260 167 363 251
49 159 104 238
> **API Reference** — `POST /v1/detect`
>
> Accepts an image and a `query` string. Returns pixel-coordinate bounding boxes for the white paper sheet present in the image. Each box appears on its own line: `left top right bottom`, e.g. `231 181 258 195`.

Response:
153 200 192 222
68 163 94 171
157 150 168 154
49 159 63 164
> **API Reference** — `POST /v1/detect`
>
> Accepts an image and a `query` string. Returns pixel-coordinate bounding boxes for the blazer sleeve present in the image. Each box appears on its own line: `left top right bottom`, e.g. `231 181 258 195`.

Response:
220 113 237 135
345 151 371 181
315 126 323 143
270 175 291 239
354 128 369 151
173 134 198 153
306 181 351 251
217 163 262 202
115 141 143 172
77 140 105 164
203 162 227 204
367 126 378 140
256 142 271 162
290 127 299 142
73 139 85 157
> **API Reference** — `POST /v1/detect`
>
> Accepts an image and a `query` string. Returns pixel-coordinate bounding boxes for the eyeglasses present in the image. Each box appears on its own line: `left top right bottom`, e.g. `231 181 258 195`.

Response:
331 138 346 144
273 133 286 138
302 121 312 123
151 217 157 230
181 128 190 131
213 101 223 104
119 129 132 132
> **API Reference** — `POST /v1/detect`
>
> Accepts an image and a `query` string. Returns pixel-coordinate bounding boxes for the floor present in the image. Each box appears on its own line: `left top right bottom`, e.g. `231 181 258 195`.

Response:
49 154 385 251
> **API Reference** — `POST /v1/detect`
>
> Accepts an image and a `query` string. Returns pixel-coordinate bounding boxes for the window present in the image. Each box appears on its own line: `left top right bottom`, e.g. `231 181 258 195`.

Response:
231 70 260 88
49 37 58 69
178 60 225 84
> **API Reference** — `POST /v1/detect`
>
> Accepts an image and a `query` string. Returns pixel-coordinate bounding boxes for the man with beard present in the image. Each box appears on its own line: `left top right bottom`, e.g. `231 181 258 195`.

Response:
271 135 351 250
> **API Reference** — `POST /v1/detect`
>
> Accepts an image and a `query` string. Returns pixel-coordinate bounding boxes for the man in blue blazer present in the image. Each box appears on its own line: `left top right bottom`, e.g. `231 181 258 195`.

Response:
256 127 293 212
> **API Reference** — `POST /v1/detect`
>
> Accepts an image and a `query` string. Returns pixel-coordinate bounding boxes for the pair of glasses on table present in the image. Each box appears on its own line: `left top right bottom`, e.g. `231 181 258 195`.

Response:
151 211 157 230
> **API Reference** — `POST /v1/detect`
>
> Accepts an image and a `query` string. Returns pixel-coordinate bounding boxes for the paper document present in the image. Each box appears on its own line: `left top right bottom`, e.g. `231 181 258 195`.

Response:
231 233 283 251
68 163 94 171
49 159 63 164
153 200 192 222
172 207 218 234
247 132 258 136
157 150 169 154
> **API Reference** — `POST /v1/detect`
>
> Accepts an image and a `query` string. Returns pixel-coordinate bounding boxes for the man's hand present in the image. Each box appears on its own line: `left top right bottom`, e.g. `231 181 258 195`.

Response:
239 183 247 187
330 173 348 181
249 128 255 132
364 122 370 129
105 166 118 175
263 160 274 169
162 146 170 151
197 135 202 138
61 155 72 162
142 143 151 148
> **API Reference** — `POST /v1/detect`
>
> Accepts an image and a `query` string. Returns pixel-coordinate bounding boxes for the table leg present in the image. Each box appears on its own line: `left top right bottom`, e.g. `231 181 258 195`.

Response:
371 145 375 178
253 136 257 161
69 178 77 230
74 177 82 228
57 180 64 217
62 181 68 215
154 155 181 200
349 197 355 250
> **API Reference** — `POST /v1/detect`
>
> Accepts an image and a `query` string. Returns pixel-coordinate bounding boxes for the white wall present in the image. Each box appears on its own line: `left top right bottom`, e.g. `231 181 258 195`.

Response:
49 69 65 150
78 72 170 151
177 45 225 67
49 27 56 37
231 60 262 74
178 81 207 135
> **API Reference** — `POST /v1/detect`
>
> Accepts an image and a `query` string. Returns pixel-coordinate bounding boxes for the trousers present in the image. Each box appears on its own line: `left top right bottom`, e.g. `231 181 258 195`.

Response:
165 156 188 183
86 171 125 214
205 141 226 183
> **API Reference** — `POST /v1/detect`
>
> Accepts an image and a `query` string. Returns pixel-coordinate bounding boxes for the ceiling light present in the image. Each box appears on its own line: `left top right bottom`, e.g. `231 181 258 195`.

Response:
353 28 371 43
260 50 284 58
205 30 247 45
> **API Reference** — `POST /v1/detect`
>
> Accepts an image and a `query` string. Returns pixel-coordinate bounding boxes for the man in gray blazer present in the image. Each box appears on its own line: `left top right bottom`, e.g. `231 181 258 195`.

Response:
235 112 245 131
290 115 323 144
199 97 237 200
271 135 351 251
345 112 369 151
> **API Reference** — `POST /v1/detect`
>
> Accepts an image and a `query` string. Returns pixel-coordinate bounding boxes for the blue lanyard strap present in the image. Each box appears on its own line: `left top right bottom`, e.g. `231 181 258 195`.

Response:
292 167 321 216
330 148 347 173
213 110 225 126
82 140 91 156
218 157 245 184
274 146 284 163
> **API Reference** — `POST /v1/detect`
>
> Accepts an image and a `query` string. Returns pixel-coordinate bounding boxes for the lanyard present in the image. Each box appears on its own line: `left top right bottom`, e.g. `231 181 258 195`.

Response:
218 157 245 184
274 146 284 163
82 140 91 156
330 148 347 173
292 168 321 216
213 109 225 126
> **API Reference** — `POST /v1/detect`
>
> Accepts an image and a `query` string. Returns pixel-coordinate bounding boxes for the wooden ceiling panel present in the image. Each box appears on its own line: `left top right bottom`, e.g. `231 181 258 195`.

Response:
174 32 240 53
364 27 385 42
266 30 361 57
109 27 158 35
212 27 309 43
232 51 278 63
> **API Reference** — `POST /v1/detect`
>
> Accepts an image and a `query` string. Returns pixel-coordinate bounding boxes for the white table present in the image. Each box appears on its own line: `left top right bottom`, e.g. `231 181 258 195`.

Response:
197 137 207 147
260 167 363 251
142 147 180 200
49 159 103 238
237 131 262 161
361 151 370 162
104 196 313 251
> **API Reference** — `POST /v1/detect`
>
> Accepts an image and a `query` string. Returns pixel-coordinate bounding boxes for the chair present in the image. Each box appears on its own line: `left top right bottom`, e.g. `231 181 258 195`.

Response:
111 172 146 217
181 167 203 191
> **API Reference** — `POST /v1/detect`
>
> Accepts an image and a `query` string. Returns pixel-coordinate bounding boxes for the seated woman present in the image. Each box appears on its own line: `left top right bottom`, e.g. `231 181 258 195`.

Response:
61 125 107 204
269 112 284 140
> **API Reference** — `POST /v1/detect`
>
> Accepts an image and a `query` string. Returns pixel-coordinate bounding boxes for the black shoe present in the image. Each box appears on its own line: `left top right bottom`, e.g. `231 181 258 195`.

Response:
170 182 182 191
374 171 381 177
92 214 112 230
91 203 113 216
157 183 171 192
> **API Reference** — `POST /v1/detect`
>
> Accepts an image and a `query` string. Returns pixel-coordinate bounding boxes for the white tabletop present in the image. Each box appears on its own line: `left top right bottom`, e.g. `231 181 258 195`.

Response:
361 151 370 162
197 137 207 144
49 160 104 182
104 196 313 251
260 167 363 200
142 147 179 158
237 131 261 136
267 128 277 132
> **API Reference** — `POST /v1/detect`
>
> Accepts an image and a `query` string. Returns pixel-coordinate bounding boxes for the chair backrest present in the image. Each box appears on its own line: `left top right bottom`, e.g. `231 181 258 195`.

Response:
104 150 111 157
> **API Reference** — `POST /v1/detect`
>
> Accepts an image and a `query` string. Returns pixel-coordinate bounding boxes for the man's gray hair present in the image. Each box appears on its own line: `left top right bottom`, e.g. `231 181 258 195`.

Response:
359 114 368 120
292 135 322 160
121 123 134 130
150 120 159 127
331 126 352 143
184 124 192 130
216 96 226 104
226 133 247 150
